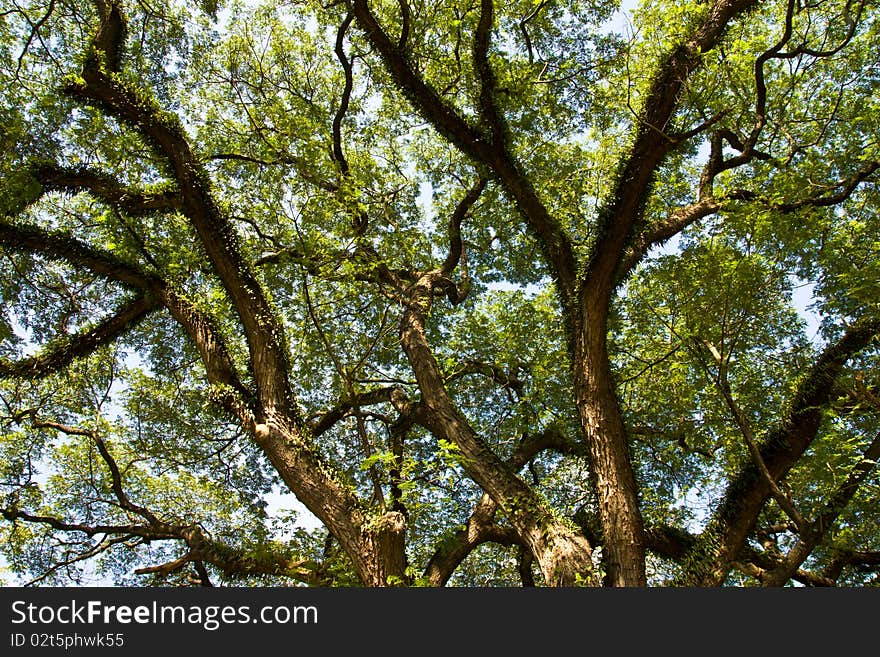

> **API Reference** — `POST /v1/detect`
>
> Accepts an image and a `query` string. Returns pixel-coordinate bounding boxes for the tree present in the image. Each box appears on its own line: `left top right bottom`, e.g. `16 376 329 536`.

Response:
1 0 878 588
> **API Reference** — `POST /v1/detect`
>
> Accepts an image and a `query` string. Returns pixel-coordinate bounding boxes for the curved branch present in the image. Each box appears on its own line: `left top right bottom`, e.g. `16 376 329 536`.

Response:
67 7 295 418
309 387 399 438
423 493 522 586
31 419 161 524
423 425 583 585
775 161 879 212
332 12 355 178
439 178 486 277
619 197 722 275
823 549 880 583
619 157 877 282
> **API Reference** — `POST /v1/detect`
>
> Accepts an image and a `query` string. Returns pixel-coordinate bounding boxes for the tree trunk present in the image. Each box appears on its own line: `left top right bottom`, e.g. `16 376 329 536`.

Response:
358 511 409 586
573 312 647 586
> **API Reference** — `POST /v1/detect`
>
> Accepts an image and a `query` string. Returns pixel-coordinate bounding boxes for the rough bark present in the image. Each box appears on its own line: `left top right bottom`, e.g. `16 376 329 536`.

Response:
572 312 646 586
400 276 597 586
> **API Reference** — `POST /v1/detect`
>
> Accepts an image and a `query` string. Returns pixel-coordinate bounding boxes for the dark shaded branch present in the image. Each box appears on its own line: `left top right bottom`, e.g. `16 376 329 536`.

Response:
518 546 536 586
13 0 57 78
31 419 161 524
332 12 355 177
620 197 722 276
440 178 486 276
823 550 880 582
423 493 522 586
6 413 318 584
350 0 485 156
0 217 160 289
643 524 699 560
747 0 796 156
396 0 410 49
193 559 213 586
578 516 700 563
677 316 880 586
33 164 183 215
446 359 527 397
309 387 399 438
519 0 551 64
775 162 879 212
92 0 125 72
473 0 505 145
774 0 866 59
1 507 174 539
0 295 158 380
762 429 880 586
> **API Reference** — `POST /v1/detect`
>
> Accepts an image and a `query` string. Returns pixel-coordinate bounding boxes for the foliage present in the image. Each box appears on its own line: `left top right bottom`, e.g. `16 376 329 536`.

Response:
1 0 878 587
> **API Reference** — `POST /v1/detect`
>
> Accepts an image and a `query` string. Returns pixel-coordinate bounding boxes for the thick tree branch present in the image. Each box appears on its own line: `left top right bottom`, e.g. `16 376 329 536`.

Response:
584 0 760 301
0 217 159 289
677 316 880 586
473 0 505 145
823 549 880 583
0 218 253 417
620 197 722 275
67 4 295 419
350 0 486 156
0 295 158 380
2 506 320 585
92 0 125 72
33 164 183 215
761 429 880 586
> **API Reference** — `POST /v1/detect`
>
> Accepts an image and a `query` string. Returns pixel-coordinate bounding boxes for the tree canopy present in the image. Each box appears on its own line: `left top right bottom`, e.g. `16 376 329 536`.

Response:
1 0 878 587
